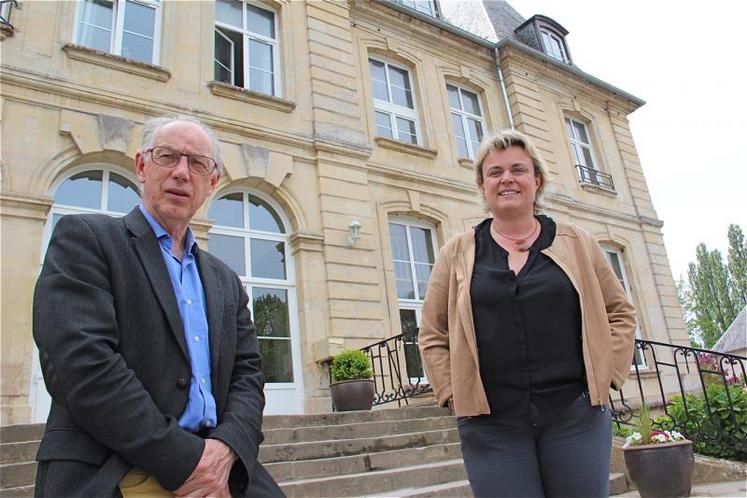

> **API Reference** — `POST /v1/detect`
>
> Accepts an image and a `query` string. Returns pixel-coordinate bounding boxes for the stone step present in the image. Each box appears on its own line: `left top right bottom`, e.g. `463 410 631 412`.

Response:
264 406 449 430
260 428 458 464
264 416 456 444
0 462 36 490
278 459 467 497
610 472 629 495
266 442 461 482
0 425 44 445
0 441 38 466
0 485 34 498
366 479 473 497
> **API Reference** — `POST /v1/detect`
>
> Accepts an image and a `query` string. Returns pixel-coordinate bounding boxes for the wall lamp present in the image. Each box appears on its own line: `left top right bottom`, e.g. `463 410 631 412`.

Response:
347 219 362 247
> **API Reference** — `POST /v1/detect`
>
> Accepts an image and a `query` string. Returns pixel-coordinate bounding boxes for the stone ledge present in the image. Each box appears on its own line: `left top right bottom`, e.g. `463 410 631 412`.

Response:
580 181 617 197
62 43 171 82
207 81 296 113
458 158 474 169
375 137 438 159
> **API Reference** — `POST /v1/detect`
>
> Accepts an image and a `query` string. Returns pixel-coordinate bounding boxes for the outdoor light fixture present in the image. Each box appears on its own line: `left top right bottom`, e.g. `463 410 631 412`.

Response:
347 219 362 247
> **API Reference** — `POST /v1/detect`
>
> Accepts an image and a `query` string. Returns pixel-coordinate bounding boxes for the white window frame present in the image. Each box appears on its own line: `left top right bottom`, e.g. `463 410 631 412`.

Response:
207 189 301 389
214 0 281 97
540 29 569 63
396 0 437 16
389 217 437 383
1 0 14 25
565 117 598 170
601 244 646 369
74 0 162 65
447 83 486 159
214 28 235 85
369 57 421 145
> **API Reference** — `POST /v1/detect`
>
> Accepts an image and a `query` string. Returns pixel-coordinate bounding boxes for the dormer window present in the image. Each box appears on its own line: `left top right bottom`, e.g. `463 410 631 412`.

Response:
514 15 572 65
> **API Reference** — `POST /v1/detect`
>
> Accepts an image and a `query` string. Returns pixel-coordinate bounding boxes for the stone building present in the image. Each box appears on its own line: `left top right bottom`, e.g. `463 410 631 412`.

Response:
0 0 687 424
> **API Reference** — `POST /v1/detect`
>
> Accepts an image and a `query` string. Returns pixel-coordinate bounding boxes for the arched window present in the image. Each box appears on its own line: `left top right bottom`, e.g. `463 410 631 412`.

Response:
207 191 299 392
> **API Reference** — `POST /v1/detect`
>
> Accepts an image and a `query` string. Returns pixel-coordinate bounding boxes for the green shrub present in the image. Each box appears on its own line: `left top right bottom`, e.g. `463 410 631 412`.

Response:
613 423 633 439
331 350 373 382
667 383 747 461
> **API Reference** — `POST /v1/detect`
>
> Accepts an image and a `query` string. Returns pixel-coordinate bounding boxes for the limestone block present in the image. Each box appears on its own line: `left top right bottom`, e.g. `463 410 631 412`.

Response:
98 114 134 154
59 110 99 155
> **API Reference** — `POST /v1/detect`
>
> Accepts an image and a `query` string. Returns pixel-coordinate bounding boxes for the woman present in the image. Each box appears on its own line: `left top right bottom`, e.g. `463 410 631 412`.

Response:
419 129 636 497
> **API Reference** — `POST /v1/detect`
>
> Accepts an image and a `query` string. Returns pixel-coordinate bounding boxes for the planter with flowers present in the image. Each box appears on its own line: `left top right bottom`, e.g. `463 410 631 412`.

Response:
623 403 694 497
329 349 375 411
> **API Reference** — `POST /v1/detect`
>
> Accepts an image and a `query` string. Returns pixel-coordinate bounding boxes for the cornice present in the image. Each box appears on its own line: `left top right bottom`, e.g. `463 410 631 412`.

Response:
548 192 662 228
0 191 53 221
207 81 296 113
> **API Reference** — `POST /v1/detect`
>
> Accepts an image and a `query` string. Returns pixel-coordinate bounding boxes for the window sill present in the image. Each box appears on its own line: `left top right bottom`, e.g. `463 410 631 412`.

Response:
207 81 296 113
62 43 171 82
375 137 438 159
0 23 15 40
579 181 617 197
458 157 474 169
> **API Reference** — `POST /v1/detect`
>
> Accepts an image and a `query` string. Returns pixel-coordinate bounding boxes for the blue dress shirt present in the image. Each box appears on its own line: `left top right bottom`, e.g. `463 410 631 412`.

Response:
138 205 217 432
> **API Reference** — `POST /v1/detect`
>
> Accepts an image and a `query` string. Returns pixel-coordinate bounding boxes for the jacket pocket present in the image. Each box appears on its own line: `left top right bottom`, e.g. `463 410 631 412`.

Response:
36 428 110 465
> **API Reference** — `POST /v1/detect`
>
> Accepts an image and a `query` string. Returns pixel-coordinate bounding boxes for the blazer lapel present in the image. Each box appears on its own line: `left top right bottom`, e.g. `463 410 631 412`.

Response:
124 208 189 360
196 249 224 384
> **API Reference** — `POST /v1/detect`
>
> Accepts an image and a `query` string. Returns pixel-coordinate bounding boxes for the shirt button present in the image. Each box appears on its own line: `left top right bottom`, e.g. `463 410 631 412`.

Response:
194 336 201 342
186 299 192 305
201 377 207 384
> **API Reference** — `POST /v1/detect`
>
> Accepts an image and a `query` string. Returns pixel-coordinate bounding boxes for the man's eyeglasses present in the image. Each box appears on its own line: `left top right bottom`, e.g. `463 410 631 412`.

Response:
146 146 218 176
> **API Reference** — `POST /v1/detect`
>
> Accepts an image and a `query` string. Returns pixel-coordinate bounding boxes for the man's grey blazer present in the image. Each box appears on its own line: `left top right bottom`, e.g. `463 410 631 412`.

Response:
33 207 280 497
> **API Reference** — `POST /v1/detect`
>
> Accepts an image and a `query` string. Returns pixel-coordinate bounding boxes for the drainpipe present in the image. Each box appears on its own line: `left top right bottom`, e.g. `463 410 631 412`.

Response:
495 47 515 130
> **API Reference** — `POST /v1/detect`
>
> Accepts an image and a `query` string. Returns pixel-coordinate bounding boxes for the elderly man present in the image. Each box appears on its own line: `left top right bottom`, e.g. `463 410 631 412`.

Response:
33 116 283 497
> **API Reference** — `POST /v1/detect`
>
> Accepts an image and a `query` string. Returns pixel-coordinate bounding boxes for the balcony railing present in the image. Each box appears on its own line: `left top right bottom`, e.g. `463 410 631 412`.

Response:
336 331 745 458
576 164 615 191
0 0 17 30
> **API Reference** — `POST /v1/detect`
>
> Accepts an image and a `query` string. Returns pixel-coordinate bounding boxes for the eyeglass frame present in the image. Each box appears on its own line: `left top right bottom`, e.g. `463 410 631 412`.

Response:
145 145 219 176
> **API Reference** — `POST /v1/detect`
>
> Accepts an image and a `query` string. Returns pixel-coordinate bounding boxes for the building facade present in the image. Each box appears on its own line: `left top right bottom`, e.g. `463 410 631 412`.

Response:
0 0 687 424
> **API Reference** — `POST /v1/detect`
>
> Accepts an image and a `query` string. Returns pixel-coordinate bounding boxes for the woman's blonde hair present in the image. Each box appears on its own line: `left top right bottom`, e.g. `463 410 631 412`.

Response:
473 128 548 213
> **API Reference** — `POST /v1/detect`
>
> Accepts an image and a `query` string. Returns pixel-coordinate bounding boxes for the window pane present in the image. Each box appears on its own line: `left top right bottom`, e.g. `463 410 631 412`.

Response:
395 262 415 299
409 227 434 264
414 262 432 299
451 113 468 158
388 66 413 108
215 61 231 84
248 195 284 233
54 171 103 209
107 173 140 213
79 24 112 52
565 118 573 138
395 117 417 144
121 32 154 63
582 147 595 169
573 121 588 143
208 233 246 276
259 338 293 382
376 111 393 139
215 0 242 27
369 59 389 102
461 89 480 116
572 144 585 166
253 287 289 338
51 213 65 233
123 0 155 38
246 4 274 39
248 39 273 72
447 85 460 110
250 239 286 279
249 69 273 95
399 309 417 335
79 0 113 43
606 252 627 290
215 31 233 68
389 223 409 261
468 118 483 144
209 193 244 228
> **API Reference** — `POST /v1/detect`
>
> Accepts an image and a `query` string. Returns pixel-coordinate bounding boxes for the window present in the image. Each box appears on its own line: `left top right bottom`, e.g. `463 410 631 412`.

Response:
75 0 161 64
540 29 570 63
393 0 437 17
389 218 437 381
214 0 279 96
602 246 645 367
1 0 15 28
447 84 485 159
208 191 295 383
369 58 419 145
565 117 614 190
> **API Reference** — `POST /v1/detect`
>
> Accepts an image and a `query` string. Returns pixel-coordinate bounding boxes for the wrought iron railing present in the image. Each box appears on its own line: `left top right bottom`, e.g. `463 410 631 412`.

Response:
610 339 747 460
0 0 17 30
576 164 615 191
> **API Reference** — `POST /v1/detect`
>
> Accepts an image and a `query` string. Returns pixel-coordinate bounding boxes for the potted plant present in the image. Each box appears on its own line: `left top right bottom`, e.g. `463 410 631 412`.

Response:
622 403 694 497
329 349 375 411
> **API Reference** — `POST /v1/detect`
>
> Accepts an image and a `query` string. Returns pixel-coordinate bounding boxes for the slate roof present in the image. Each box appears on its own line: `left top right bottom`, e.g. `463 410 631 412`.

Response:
712 306 747 354
481 0 525 42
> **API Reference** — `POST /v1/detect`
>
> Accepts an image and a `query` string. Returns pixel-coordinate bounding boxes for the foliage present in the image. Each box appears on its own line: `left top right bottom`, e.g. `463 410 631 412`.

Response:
623 403 685 448
613 423 633 439
331 349 373 382
678 224 746 348
666 383 747 461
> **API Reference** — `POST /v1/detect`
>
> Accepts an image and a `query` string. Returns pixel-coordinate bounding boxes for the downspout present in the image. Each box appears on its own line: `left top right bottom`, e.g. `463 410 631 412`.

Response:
495 47 514 130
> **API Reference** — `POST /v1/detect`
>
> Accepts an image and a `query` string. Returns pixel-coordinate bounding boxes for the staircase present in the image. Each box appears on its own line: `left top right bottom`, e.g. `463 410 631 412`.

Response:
1 406 630 497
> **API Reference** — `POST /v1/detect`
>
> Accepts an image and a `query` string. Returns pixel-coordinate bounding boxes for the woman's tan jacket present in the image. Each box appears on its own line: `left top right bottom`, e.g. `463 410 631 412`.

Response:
419 220 637 416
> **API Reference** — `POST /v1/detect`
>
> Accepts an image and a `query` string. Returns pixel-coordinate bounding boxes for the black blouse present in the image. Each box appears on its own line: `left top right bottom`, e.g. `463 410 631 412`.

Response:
470 215 585 427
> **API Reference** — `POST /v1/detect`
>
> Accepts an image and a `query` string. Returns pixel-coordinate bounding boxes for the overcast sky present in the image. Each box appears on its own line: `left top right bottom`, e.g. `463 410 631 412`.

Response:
505 0 747 282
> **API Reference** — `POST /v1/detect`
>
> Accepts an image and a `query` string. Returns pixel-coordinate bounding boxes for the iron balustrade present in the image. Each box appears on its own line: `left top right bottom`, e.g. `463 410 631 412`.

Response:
610 339 746 459
0 0 17 30
576 164 615 190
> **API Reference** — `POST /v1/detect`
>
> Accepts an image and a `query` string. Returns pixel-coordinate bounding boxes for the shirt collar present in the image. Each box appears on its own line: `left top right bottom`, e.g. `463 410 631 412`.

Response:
138 204 196 255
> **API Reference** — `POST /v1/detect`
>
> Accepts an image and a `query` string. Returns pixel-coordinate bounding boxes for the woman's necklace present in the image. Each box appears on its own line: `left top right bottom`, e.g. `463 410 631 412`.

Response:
490 218 538 252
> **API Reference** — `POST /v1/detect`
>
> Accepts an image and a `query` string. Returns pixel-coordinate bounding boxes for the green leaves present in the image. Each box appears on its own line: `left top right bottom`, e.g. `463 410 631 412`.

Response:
331 349 373 382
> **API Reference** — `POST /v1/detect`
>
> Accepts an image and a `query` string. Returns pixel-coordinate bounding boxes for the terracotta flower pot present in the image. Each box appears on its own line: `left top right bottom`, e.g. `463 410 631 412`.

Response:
330 379 375 411
623 439 694 497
